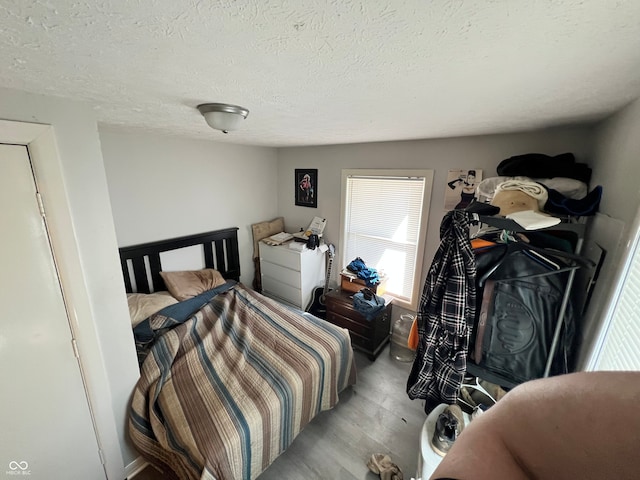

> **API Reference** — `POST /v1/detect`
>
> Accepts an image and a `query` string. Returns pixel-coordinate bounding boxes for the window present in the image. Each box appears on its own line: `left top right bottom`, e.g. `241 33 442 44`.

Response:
340 169 434 310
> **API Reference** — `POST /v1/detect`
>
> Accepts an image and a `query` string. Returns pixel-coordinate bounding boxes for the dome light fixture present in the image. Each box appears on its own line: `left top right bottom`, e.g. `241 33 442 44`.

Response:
197 103 249 134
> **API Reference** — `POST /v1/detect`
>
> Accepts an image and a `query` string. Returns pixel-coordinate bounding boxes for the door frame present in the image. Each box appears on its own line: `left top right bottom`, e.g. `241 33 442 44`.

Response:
1 119 124 478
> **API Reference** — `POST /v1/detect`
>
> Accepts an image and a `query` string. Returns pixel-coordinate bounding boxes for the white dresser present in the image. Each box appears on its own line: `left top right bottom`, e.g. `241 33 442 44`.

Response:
259 241 326 310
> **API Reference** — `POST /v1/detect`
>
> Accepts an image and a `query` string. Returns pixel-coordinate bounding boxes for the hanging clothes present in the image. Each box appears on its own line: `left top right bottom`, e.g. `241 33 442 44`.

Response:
406 210 477 414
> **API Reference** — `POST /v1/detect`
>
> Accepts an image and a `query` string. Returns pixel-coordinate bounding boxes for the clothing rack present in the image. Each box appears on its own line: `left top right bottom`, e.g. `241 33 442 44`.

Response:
465 213 592 388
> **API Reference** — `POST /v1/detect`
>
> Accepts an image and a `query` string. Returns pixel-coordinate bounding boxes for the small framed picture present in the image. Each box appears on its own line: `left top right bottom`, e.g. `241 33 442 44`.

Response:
295 168 317 208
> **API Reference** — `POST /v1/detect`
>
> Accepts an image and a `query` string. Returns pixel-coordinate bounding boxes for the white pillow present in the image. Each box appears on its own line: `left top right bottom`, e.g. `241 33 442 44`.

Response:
126 291 178 327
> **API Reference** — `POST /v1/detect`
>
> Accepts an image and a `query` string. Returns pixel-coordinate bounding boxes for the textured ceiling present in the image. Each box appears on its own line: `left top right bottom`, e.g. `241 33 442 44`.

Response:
1 0 640 147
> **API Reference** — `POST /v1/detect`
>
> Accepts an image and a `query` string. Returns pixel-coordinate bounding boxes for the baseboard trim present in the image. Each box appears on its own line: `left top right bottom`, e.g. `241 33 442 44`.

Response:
125 456 148 479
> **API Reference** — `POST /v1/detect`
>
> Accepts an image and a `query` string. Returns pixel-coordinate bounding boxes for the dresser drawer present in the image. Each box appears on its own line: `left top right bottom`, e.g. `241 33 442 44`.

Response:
259 243 301 271
326 310 372 337
349 330 376 352
262 277 302 308
260 260 302 288
325 296 369 328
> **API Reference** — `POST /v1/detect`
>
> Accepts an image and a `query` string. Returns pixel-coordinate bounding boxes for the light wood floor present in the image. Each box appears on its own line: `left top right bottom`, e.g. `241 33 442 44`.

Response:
133 344 427 480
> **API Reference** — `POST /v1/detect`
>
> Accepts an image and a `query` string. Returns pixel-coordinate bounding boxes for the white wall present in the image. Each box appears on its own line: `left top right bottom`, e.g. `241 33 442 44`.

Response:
592 98 640 224
0 88 139 475
575 97 640 368
276 126 595 292
99 129 279 286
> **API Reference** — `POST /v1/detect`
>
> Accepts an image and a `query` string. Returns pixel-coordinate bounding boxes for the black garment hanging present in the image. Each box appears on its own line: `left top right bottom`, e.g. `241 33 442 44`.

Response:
468 240 588 388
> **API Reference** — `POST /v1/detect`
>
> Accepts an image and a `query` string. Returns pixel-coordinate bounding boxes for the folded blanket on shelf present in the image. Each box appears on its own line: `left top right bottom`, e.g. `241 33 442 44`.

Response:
476 176 587 204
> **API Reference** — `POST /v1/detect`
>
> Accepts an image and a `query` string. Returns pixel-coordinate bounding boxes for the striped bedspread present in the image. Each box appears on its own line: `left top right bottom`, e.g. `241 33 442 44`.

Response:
129 283 356 480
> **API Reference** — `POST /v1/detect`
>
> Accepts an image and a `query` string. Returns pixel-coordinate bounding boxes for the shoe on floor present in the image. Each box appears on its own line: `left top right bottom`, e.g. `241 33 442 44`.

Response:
431 404 465 456
366 453 403 480
479 379 507 402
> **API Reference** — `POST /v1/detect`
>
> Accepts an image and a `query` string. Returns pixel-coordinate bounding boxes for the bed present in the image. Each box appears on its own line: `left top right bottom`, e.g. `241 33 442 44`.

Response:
120 228 356 480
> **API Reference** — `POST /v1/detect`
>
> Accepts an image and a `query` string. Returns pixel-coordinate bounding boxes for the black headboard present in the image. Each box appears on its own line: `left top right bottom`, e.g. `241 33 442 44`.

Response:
118 227 240 293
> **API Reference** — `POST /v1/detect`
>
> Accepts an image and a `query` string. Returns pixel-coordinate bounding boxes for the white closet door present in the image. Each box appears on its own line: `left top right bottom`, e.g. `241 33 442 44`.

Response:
0 144 105 479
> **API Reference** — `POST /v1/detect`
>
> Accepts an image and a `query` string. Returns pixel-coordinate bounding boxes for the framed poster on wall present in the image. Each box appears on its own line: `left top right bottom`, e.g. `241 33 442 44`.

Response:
295 168 317 208
445 169 483 210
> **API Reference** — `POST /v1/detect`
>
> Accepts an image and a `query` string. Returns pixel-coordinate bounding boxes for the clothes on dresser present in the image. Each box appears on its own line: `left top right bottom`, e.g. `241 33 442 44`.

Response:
346 257 381 287
407 210 477 414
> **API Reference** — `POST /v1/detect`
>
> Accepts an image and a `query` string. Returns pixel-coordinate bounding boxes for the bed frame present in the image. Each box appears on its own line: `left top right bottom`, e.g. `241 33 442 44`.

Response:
118 227 241 293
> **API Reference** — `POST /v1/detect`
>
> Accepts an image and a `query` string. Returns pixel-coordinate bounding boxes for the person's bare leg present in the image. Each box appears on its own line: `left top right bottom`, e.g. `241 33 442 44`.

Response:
431 371 640 480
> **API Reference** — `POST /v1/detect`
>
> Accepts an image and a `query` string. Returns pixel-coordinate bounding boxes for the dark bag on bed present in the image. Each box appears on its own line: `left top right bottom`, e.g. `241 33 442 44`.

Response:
353 288 385 321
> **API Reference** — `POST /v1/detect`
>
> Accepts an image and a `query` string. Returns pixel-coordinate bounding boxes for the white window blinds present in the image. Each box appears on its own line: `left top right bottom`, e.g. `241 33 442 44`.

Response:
342 171 433 308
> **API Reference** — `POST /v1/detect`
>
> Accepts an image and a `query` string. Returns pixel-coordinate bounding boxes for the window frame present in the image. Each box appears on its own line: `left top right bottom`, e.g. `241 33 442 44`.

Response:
339 169 434 311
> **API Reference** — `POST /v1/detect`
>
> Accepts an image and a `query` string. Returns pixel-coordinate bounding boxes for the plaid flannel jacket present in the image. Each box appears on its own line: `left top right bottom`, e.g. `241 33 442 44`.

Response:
407 210 476 414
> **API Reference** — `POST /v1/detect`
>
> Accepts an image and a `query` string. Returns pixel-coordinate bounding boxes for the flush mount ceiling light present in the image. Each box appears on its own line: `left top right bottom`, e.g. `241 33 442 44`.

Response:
197 103 249 134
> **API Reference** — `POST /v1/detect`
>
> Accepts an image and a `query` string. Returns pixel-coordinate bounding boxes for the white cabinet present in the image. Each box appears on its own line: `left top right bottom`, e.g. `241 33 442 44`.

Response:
259 241 326 309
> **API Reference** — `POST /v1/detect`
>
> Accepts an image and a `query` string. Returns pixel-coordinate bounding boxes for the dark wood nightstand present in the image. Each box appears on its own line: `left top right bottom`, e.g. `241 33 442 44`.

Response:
324 289 392 360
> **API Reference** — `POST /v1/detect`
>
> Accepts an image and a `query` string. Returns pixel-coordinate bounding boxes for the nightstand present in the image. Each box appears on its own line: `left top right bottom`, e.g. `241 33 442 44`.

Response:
324 289 392 360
